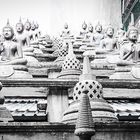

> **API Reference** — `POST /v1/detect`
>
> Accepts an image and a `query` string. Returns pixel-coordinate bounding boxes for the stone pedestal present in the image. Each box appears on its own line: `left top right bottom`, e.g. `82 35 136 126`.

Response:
47 87 69 122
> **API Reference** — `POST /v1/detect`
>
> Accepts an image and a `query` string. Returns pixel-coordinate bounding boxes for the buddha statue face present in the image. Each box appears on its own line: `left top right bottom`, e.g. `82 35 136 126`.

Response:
88 25 93 33
64 23 68 29
31 23 36 31
3 27 14 40
16 23 24 33
24 22 31 31
95 25 102 33
106 27 114 37
82 22 87 30
128 29 138 42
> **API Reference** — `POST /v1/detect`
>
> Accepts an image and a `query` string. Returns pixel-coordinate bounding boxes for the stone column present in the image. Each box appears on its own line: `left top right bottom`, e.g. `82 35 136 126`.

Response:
47 87 69 122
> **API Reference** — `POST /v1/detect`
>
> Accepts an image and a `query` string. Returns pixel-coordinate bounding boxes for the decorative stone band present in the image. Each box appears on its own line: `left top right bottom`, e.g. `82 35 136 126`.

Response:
62 99 117 124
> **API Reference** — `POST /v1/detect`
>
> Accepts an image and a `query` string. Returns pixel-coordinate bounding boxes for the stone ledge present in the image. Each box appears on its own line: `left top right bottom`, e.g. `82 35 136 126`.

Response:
0 122 140 132
1 79 140 89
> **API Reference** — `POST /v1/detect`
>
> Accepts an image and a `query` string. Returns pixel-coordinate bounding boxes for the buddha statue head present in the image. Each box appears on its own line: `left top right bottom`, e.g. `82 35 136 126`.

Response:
95 22 102 33
106 25 114 37
36 22 39 29
64 23 68 29
126 13 138 42
3 19 14 40
31 21 36 31
127 26 138 43
24 19 31 31
88 24 93 33
16 18 24 33
82 21 87 30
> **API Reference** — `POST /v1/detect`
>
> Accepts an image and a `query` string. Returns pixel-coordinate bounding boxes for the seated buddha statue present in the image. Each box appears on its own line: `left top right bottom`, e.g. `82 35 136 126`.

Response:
0 20 32 78
80 24 95 51
73 21 88 48
15 19 40 67
93 22 104 47
91 25 117 70
86 23 94 39
35 22 41 40
24 19 32 45
30 21 37 42
80 21 88 37
110 25 140 79
115 23 126 49
99 25 117 53
60 23 70 38
30 21 43 54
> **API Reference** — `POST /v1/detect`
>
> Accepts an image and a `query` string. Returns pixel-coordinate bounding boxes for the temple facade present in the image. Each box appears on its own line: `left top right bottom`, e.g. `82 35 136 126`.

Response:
0 1 140 140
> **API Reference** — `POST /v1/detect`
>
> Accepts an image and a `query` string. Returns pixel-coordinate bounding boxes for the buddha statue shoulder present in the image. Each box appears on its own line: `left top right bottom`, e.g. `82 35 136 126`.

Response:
93 22 104 47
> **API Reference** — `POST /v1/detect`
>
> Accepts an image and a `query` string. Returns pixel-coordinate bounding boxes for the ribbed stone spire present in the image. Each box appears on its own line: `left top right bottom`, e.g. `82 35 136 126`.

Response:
75 92 95 137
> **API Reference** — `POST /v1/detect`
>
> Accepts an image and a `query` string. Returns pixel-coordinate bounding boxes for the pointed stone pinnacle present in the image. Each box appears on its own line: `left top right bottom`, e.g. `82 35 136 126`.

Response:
130 12 134 26
79 55 96 81
75 92 95 136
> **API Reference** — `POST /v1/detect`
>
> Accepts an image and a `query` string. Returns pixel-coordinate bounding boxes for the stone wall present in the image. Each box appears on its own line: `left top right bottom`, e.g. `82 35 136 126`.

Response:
0 122 140 140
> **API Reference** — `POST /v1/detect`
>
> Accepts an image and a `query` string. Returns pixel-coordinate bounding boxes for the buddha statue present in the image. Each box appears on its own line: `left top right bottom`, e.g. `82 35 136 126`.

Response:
35 22 41 40
24 19 32 43
30 21 37 42
80 21 88 37
99 25 117 52
61 23 70 37
86 23 94 39
91 25 117 71
93 22 104 47
110 24 140 79
0 20 32 78
80 24 95 51
30 21 43 54
115 23 126 49
15 18 41 68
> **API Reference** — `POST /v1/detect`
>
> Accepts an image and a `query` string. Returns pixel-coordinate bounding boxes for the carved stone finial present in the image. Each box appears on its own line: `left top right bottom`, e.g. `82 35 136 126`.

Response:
75 92 95 137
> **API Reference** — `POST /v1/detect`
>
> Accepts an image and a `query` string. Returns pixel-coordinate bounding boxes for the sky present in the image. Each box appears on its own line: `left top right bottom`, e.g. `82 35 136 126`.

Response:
0 0 121 37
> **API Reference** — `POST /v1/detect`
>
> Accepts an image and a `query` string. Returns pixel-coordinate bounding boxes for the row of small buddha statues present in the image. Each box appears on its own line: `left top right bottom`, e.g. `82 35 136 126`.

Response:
60 14 140 79
60 21 126 49
0 13 140 80
0 18 42 78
